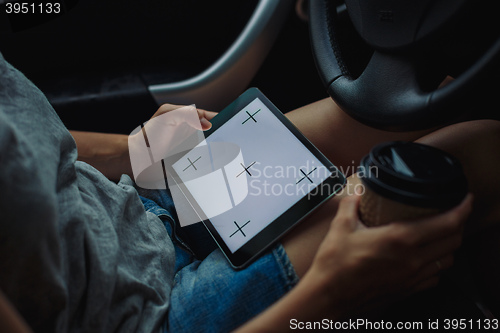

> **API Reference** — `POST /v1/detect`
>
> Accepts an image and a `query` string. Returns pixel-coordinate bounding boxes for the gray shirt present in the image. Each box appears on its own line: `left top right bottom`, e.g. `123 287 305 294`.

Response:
0 53 175 332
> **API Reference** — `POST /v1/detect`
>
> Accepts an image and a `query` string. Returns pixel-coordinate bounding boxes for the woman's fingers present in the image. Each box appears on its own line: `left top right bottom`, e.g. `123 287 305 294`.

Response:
410 194 472 245
409 275 440 294
331 194 362 233
379 194 472 250
197 108 218 121
418 231 462 265
410 254 454 287
197 108 218 130
151 104 217 131
152 103 183 118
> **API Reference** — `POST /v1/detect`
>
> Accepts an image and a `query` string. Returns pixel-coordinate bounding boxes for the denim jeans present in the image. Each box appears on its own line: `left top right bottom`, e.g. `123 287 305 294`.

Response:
137 188 299 333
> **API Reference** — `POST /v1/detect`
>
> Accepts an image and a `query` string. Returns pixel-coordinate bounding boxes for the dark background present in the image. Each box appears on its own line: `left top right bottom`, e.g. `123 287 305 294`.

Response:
0 0 327 134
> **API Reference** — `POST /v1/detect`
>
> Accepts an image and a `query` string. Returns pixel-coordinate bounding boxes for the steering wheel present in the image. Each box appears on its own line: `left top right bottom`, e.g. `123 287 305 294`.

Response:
309 0 500 131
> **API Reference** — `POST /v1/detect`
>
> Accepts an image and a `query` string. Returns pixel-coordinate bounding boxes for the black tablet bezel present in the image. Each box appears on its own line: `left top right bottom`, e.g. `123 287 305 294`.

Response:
168 88 345 269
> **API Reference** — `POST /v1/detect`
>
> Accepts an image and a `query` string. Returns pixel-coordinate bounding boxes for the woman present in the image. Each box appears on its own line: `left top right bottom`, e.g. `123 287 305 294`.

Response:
0 51 498 332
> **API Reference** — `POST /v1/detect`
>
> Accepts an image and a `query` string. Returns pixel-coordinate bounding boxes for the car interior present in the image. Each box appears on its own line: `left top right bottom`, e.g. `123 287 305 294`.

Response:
1 0 499 326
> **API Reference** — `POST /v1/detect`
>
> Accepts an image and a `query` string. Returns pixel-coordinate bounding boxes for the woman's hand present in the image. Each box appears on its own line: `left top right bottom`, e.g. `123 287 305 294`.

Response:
236 194 471 333
71 104 217 181
306 193 472 317
150 103 217 130
128 104 217 186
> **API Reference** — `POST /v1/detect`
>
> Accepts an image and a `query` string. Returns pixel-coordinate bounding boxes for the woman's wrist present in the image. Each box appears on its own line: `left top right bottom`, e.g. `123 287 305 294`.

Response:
70 131 132 181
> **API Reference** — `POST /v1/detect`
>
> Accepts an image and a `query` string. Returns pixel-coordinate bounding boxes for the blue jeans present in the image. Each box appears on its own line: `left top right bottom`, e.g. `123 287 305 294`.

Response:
137 188 299 333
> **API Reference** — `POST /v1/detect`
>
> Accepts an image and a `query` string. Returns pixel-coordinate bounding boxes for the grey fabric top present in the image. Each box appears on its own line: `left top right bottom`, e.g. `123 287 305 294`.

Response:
0 53 175 332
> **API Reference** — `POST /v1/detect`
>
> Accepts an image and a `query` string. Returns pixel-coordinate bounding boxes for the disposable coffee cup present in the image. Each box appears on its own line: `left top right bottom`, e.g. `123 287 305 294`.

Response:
358 141 468 227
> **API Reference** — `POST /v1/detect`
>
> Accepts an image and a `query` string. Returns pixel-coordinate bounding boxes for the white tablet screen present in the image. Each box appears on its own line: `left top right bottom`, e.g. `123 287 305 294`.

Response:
172 97 333 253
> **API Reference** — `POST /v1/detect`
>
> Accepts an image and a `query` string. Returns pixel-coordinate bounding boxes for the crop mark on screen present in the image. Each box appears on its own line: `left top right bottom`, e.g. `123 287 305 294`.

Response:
242 109 261 124
236 161 257 177
183 156 202 171
229 220 251 238
296 167 317 184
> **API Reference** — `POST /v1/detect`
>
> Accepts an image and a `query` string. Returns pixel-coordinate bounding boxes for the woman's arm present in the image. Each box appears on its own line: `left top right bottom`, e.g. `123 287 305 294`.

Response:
69 131 131 181
236 193 472 332
70 104 217 181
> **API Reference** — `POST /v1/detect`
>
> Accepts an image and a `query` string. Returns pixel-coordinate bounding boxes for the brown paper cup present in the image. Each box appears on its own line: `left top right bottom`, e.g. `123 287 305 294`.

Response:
357 142 467 227
359 183 442 227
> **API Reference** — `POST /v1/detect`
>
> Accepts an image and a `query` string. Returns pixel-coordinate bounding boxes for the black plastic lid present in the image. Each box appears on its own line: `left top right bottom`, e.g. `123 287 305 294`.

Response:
359 141 468 208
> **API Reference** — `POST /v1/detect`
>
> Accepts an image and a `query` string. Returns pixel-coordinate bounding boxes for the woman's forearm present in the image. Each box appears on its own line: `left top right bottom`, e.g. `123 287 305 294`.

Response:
69 131 132 181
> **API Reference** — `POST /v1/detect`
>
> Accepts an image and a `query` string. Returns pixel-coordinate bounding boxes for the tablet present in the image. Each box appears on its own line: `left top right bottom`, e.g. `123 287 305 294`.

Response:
167 88 345 268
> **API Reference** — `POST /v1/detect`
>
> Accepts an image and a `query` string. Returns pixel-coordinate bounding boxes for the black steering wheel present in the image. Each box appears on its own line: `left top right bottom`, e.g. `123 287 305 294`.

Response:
309 0 500 131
